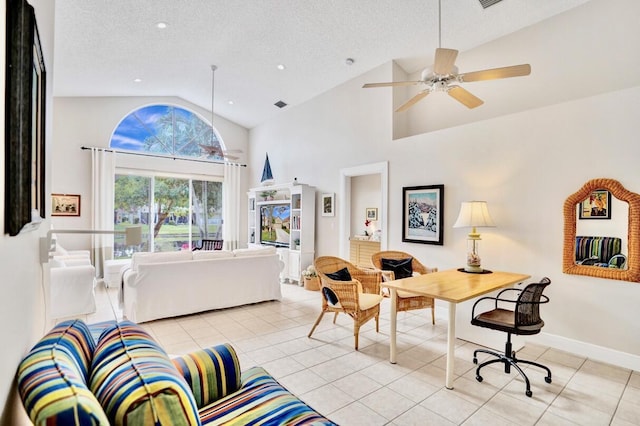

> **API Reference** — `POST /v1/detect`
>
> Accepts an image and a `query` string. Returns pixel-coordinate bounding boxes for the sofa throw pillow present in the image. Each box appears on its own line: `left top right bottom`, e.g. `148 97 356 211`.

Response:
192 250 234 260
381 257 413 279
17 319 110 425
131 250 193 271
232 246 277 257
172 344 241 408
325 267 352 282
90 321 200 426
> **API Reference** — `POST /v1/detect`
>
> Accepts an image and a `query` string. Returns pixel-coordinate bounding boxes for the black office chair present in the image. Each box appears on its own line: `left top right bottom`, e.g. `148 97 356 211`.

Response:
471 277 552 397
193 239 223 251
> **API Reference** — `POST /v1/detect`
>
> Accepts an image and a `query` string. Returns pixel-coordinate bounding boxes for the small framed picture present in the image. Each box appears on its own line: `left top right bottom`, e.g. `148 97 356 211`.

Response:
579 189 611 219
322 193 335 217
366 207 378 221
402 184 444 245
51 193 81 217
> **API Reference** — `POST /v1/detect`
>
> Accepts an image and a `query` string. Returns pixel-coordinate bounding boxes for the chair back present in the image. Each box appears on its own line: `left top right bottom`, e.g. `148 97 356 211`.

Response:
371 251 436 275
194 239 223 251
515 277 551 327
314 256 357 283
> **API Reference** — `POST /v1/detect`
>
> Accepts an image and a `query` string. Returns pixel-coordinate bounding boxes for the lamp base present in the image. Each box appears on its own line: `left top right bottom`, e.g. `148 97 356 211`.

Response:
465 264 483 273
457 267 493 274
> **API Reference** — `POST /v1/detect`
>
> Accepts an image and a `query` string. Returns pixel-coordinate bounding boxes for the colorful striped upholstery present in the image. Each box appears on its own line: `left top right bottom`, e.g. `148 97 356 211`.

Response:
199 367 336 425
89 321 201 426
172 344 241 408
17 319 110 425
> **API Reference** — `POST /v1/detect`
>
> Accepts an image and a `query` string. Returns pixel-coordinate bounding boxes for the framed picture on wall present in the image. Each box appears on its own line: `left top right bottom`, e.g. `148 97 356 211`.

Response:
402 184 444 245
579 189 611 219
366 207 378 221
51 194 81 217
322 193 335 217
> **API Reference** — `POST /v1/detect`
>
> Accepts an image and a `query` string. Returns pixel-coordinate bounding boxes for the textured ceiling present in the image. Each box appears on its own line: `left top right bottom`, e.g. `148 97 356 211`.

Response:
53 0 590 129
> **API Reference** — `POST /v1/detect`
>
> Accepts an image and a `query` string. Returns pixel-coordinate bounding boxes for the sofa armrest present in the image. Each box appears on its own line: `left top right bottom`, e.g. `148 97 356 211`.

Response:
172 344 241 408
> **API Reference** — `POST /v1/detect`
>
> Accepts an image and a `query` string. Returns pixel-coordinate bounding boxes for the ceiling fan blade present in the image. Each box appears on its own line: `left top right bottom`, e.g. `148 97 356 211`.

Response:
460 64 531 82
448 86 484 109
395 90 430 112
363 81 422 88
433 48 458 75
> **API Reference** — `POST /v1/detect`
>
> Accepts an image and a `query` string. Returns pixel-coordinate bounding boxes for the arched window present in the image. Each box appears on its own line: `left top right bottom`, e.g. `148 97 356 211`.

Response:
110 104 224 160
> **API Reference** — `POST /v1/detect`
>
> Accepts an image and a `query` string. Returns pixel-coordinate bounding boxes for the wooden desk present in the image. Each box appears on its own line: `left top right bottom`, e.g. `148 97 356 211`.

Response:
385 269 530 389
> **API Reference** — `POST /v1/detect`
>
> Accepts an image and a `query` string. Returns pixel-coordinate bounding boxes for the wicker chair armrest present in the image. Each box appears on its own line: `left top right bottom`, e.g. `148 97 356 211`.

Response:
351 269 381 294
323 280 359 311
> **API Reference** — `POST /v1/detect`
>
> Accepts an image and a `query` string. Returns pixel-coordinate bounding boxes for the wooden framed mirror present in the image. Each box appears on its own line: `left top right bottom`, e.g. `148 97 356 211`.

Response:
563 178 640 282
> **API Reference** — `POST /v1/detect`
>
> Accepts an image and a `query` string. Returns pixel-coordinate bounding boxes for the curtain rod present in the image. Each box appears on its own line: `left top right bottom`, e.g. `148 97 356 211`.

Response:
80 146 246 167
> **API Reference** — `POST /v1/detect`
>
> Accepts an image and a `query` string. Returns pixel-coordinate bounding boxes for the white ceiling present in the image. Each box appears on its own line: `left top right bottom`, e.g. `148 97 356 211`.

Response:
53 0 590 129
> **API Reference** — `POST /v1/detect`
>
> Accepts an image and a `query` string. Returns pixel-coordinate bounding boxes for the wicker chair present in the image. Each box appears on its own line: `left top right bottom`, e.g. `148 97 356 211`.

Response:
308 256 383 350
193 239 223 251
371 251 438 324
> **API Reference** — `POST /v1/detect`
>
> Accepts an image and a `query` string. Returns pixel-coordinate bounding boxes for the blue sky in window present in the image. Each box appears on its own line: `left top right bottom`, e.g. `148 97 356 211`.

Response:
111 105 217 156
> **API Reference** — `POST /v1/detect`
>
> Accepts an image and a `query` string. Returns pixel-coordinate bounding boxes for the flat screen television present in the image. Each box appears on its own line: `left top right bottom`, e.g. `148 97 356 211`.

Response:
260 204 291 247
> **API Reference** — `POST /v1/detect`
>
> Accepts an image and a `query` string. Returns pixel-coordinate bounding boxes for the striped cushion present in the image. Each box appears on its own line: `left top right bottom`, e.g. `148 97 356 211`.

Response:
199 367 336 425
89 321 201 426
17 319 110 425
172 344 241 408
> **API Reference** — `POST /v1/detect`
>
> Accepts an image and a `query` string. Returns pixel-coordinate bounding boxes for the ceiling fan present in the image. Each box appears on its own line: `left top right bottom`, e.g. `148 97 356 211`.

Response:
362 1 531 112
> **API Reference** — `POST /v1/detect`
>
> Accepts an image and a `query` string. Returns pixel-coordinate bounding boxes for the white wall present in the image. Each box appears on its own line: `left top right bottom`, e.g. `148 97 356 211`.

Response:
248 2 640 368
350 174 381 237
0 1 54 424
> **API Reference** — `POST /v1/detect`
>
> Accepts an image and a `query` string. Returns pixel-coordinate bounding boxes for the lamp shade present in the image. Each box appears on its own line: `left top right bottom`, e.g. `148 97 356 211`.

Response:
453 201 495 228
125 226 143 245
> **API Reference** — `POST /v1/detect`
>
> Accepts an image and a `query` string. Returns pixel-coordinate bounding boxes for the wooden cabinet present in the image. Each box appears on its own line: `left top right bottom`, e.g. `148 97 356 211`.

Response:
349 239 380 269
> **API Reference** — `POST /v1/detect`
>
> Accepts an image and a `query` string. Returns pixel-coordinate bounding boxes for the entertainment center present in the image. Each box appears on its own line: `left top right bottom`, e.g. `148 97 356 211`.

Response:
248 182 315 284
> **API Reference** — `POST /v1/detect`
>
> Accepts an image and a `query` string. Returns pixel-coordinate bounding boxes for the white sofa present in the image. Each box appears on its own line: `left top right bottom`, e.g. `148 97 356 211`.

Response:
122 247 283 323
49 254 97 320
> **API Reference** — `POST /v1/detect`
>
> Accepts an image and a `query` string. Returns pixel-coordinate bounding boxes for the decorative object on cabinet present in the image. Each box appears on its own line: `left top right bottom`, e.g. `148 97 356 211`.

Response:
260 153 274 185
402 185 444 245
563 178 640 282
453 201 495 273
5 0 46 236
321 193 335 217
51 194 81 217
578 189 611 219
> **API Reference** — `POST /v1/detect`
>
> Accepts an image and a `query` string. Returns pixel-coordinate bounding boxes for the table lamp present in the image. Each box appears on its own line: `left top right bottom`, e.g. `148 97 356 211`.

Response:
453 201 495 273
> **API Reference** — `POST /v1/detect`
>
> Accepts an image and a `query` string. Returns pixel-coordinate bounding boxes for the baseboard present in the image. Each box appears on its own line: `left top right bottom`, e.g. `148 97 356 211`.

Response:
531 332 640 371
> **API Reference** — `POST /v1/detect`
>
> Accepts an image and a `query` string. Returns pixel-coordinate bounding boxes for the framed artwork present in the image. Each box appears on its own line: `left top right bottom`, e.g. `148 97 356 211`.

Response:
322 193 335 217
579 189 611 219
366 207 378 221
402 184 444 245
5 0 46 235
51 194 81 217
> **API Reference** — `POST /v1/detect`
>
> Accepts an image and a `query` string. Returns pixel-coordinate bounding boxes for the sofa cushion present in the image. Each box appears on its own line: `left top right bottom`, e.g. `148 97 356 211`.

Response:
131 250 193 271
90 321 200 426
232 246 277 257
172 344 241 408
192 250 235 260
380 257 413 279
17 319 109 425
198 366 336 425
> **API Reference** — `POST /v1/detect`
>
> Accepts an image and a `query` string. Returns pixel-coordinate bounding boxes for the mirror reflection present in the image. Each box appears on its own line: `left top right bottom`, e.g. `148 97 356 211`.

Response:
563 178 640 282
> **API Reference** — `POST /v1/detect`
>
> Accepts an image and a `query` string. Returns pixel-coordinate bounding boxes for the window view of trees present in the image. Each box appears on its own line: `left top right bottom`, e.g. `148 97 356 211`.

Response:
111 104 225 257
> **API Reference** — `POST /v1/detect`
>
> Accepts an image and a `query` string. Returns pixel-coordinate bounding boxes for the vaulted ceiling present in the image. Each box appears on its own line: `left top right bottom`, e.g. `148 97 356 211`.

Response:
53 0 590 129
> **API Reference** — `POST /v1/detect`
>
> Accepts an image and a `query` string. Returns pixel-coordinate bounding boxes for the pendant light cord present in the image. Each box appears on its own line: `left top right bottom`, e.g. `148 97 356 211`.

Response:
438 0 442 48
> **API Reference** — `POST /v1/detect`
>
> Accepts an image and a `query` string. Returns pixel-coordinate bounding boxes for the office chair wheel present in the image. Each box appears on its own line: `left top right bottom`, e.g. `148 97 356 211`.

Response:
475 375 483 383
526 390 532 397
545 376 552 384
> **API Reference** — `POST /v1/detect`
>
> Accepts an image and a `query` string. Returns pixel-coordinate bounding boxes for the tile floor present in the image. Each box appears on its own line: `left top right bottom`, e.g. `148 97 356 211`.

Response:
86 282 640 425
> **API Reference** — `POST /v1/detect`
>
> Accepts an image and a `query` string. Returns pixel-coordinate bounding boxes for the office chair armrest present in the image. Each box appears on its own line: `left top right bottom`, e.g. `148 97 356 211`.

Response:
471 295 518 317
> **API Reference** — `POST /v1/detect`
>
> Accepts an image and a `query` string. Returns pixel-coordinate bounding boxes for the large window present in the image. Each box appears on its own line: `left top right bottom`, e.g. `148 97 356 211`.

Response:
111 104 225 257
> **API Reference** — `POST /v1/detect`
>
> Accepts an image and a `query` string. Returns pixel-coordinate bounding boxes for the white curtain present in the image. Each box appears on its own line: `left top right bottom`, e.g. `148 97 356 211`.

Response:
91 148 116 276
222 163 241 250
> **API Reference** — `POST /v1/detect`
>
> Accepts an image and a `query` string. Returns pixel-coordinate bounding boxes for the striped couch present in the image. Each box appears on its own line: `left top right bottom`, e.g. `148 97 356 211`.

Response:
17 319 335 425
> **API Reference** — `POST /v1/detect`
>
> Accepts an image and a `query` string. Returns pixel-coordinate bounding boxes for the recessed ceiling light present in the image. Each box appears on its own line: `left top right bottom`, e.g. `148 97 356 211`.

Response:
133 78 142 83
277 64 286 71
227 100 234 105
156 22 168 29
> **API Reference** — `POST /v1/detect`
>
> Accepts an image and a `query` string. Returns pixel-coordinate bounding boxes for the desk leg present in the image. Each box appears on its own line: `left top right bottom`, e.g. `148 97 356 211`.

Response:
446 301 456 390
389 288 397 364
